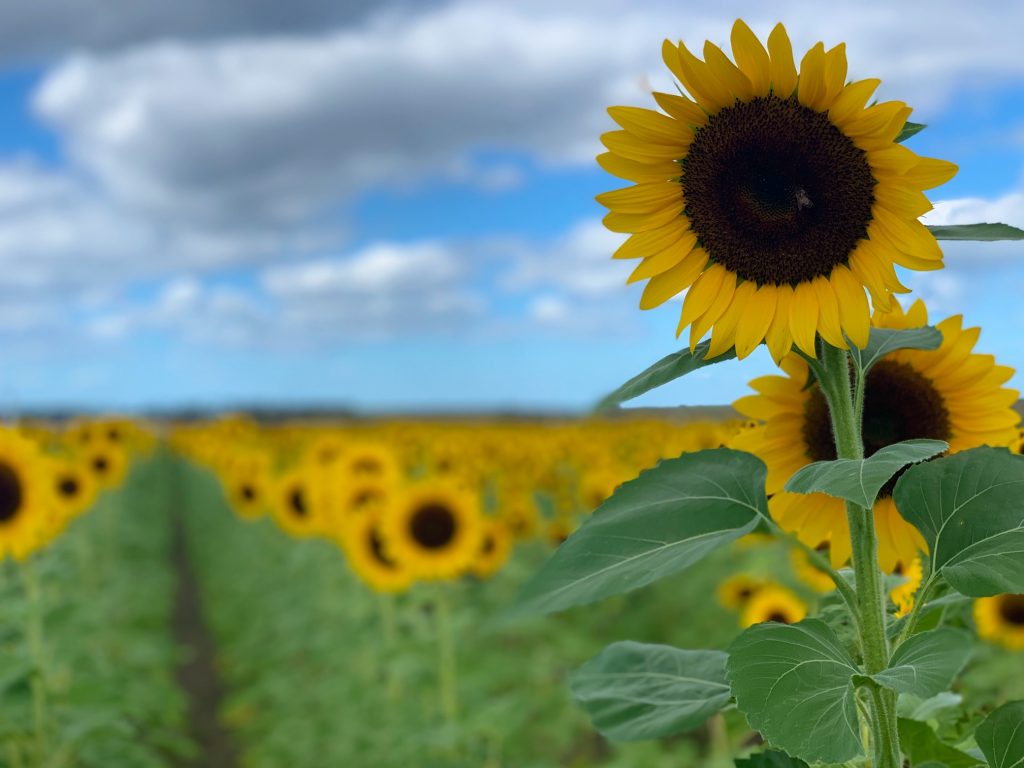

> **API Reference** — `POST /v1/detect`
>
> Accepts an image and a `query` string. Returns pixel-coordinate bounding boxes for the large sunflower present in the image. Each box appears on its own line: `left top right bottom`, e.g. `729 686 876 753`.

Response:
0 430 50 561
733 300 1019 571
597 20 956 360
381 482 481 581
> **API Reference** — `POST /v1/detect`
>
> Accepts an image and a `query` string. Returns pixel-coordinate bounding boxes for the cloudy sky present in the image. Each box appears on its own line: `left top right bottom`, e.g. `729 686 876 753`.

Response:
1 0 1022 412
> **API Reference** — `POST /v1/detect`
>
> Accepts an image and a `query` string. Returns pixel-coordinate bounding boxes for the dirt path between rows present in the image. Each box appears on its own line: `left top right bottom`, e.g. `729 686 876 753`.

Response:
170 465 240 768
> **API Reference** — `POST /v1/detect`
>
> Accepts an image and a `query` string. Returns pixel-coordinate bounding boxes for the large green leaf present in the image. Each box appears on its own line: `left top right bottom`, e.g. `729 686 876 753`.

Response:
928 223 1024 241
785 439 947 508
894 447 1024 596
596 340 736 411
569 642 730 741
898 719 985 768
512 448 765 615
734 752 809 767
897 121 926 142
727 619 862 765
848 326 943 373
869 628 972 699
976 701 1024 768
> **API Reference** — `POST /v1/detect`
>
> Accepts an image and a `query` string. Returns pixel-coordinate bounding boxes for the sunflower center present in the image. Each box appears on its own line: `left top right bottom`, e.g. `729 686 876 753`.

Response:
999 595 1024 626
288 488 307 518
409 503 457 550
803 361 951 496
368 528 396 569
0 462 24 523
766 611 791 624
682 95 875 286
240 484 255 502
92 455 109 475
58 477 80 499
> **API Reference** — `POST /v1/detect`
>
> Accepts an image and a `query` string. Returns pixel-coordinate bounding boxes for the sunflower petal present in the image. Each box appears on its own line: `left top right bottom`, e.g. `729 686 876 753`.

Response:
627 232 699 282
708 281 753 357
638 249 707 308
901 157 958 190
613 219 689 260
789 281 820 356
730 19 771 96
812 275 847 348
703 40 753 101
677 260 725 332
797 42 828 111
607 106 692 145
831 266 870 349
596 182 684 214
596 152 681 183
652 92 708 126
828 78 881 127
689 269 736 347
735 285 777 358
766 284 794 362
767 23 798 97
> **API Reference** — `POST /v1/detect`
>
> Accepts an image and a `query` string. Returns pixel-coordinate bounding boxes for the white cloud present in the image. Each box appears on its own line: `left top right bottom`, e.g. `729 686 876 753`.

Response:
926 193 1024 229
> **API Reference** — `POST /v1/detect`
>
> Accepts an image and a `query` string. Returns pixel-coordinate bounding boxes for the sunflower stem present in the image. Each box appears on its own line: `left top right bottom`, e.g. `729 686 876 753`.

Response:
434 587 460 753
20 556 50 767
817 341 901 768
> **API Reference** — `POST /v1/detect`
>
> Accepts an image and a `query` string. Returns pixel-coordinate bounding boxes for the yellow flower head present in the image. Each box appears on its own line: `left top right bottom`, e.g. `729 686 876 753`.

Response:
975 594 1024 651
597 20 956 360
739 584 808 627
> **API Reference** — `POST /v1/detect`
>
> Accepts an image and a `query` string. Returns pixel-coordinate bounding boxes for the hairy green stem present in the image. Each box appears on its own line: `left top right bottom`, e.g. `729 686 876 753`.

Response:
817 342 901 768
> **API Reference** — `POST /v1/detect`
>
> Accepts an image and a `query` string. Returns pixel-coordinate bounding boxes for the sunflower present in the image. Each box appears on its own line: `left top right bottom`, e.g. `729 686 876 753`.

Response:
49 458 97 521
339 443 401 485
596 19 956 360
271 466 325 538
381 482 481 581
0 430 50 561
578 466 624 513
472 518 514 579
790 546 836 593
733 300 1019 571
343 510 413 594
83 443 129 490
890 558 924 618
716 573 766 610
975 594 1024 651
739 584 808 627
224 457 271 521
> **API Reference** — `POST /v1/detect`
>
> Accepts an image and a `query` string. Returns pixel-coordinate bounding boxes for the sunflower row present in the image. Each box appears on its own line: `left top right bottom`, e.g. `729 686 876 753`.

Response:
171 417 751 593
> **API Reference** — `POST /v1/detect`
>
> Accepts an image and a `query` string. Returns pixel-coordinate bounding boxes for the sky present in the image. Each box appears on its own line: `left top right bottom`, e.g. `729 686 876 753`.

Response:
0 0 1022 413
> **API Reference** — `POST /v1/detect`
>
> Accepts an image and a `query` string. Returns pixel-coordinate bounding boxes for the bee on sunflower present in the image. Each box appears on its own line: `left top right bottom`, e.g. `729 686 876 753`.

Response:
596 19 956 360
732 300 1019 572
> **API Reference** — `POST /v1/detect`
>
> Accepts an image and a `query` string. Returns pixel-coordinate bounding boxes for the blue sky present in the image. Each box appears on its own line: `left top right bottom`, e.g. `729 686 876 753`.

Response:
0 0 1022 413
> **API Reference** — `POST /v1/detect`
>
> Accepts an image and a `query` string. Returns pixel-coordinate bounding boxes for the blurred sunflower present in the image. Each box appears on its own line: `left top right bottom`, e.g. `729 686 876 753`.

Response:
740 584 807 627
50 458 97 520
0 430 49 561
224 459 271 521
975 594 1024 651
597 19 956 360
84 443 128 490
343 511 413 593
790 546 836 593
890 558 923 618
271 466 324 537
733 300 1019 571
340 443 400 485
472 518 513 579
716 573 765 610
382 482 481 580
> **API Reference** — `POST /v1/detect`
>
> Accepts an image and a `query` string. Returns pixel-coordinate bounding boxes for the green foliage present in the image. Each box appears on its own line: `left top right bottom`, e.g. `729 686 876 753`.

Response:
513 449 765 616
894 447 1024 596
595 340 736 411
927 223 1024 241
976 701 1024 768
569 642 730 741
870 628 973 699
896 121 926 142
898 718 984 768
848 326 943 373
727 619 862 765
784 438 947 508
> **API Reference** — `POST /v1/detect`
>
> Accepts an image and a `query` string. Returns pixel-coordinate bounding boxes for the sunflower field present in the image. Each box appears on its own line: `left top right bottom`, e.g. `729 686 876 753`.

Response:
3 10 1024 768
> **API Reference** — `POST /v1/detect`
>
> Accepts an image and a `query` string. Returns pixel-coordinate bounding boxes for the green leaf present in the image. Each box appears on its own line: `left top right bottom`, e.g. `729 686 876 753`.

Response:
784 439 947 508
927 223 1024 241
569 642 730 741
894 447 1024 596
734 751 809 767
727 619 862 765
899 718 985 768
848 326 943 373
897 121 926 142
976 701 1024 768
596 340 736 411
512 448 765 615
870 628 972 699
898 691 964 722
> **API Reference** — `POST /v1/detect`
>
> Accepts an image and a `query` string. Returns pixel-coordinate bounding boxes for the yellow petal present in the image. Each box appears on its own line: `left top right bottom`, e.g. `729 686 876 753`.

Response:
703 40 753 101
689 268 736 347
708 281 753 357
652 92 708 126
872 207 943 262
675 39 734 111
639 249 707 308
730 19 771 96
613 219 689 260
901 157 958 190
867 144 919 176
828 78 881 127
627 231 699 282
831 266 870 349
601 130 686 163
874 182 933 218
765 284 794 362
767 23 798 97
603 205 683 233
735 285 777 358
789 281 820 356
677 259 724 332
797 42 828 111
844 101 910 141
596 182 683 214
596 152 681 183
822 43 848 105
812 275 846 348
608 106 691 145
